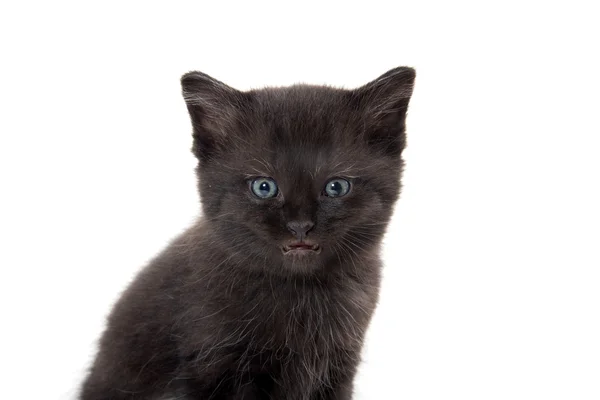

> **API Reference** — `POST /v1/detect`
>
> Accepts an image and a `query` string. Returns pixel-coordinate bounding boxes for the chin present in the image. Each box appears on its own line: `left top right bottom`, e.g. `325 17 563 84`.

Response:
280 249 324 273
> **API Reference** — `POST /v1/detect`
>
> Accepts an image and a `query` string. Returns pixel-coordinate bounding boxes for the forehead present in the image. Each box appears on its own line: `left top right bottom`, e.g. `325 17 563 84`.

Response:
235 86 364 178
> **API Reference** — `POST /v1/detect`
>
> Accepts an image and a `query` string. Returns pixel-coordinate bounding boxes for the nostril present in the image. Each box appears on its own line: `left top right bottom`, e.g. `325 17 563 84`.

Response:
286 221 315 239
303 222 315 233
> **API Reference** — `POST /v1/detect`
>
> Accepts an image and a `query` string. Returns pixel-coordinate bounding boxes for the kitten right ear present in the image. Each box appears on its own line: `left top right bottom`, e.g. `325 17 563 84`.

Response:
181 71 248 161
352 67 416 157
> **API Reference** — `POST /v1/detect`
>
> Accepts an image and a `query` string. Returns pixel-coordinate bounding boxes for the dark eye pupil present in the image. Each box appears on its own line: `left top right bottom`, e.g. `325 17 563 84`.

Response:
259 182 270 193
330 181 342 194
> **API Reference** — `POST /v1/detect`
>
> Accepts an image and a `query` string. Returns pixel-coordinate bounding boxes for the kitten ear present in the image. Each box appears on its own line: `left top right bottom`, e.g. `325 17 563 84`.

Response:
181 71 249 161
352 67 416 156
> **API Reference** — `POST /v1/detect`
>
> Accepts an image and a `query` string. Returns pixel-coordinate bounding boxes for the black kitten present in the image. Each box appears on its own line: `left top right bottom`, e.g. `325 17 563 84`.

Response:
80 67 415 400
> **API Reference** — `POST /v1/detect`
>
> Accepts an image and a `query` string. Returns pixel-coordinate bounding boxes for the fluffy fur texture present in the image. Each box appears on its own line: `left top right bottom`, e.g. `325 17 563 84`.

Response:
80 67 415 400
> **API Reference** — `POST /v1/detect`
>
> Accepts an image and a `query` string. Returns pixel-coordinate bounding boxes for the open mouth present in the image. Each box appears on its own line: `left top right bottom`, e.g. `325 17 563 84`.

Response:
282 242 321 254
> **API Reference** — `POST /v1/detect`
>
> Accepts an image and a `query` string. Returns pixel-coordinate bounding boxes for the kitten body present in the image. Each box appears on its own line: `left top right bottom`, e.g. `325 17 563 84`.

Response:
80 67 415 400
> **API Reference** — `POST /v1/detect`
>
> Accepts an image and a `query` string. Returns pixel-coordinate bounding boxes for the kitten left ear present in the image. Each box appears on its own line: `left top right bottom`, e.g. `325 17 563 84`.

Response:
181 71 249 161
352 67 416 156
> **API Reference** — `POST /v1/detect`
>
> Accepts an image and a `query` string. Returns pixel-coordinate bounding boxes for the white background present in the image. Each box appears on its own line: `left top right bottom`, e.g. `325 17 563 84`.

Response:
1 1 599 399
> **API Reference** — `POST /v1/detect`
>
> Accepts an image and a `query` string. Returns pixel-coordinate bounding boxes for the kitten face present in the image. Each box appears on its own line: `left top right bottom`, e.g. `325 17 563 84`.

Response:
182 68 415 274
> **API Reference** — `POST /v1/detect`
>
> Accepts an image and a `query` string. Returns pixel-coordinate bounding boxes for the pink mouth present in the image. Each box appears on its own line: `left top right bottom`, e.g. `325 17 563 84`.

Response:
283 242 321 254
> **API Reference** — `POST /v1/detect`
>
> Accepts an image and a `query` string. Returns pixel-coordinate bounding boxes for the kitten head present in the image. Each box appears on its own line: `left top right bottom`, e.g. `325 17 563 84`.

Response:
181 67 415 275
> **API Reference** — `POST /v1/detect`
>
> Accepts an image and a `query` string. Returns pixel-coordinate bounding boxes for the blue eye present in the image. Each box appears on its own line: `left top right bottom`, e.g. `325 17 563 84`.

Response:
251 178 278 199
324 178 351 197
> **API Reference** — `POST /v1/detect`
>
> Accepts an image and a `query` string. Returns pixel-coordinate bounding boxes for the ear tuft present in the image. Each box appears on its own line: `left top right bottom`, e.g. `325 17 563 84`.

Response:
181 71 239 109
359 66 416 119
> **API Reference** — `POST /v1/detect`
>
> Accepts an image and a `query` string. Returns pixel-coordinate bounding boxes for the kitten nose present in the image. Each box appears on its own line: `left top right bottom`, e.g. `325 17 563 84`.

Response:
286 221 315 241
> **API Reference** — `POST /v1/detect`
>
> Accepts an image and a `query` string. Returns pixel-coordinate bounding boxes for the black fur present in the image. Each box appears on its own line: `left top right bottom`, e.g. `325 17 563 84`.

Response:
80 67 415 400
